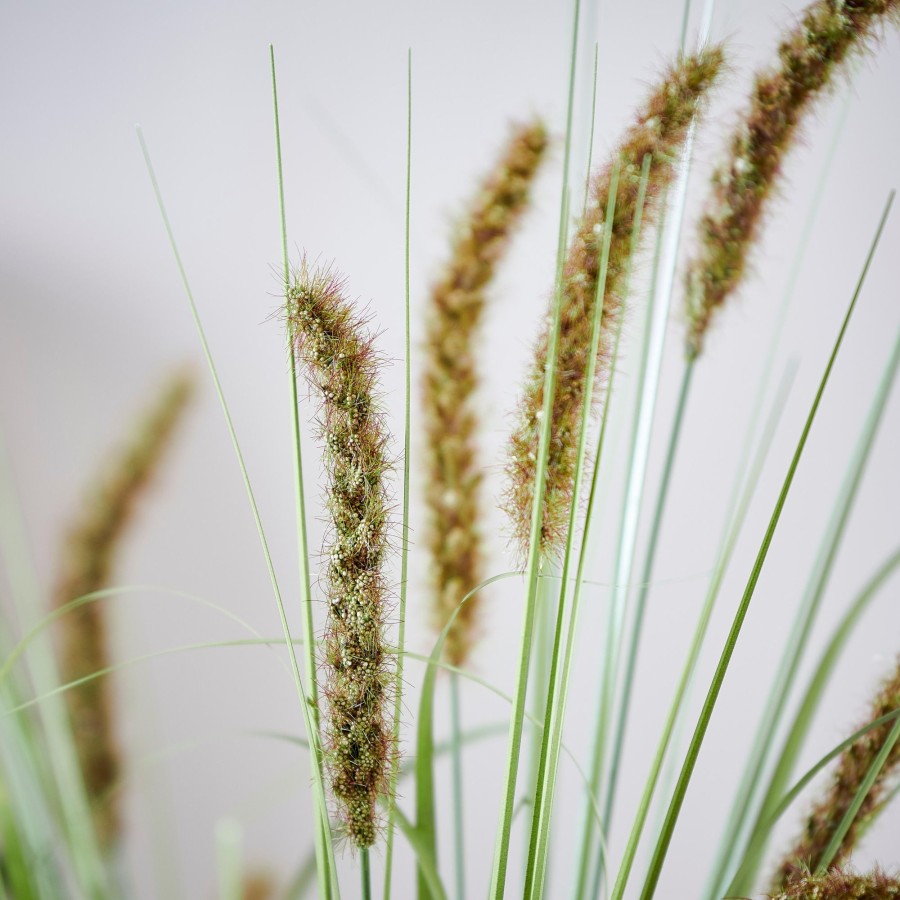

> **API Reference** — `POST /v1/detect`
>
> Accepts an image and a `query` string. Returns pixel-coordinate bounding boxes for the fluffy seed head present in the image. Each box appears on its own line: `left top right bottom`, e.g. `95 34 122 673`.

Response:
423 120 548 665
770 866 900 899
685 0 900 357
286 260 395 849
503 47 725 558
55 368 194 848
772 654 900 889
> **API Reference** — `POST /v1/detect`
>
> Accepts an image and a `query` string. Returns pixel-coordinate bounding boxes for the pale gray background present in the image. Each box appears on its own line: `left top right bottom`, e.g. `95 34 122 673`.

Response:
1 1 899 897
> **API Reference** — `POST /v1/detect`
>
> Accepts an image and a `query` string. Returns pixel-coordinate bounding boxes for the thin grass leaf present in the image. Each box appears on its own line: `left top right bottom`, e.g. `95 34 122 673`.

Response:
639 190 895 900
268 45 332 900
524 155 644 900
136 129 339 897
608 359 798 900
383 46 413 900
723 325 900 896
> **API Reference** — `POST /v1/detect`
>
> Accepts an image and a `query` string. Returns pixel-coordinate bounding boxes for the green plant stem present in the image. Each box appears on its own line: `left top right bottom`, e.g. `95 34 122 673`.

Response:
362 848 372 900
608 359 797 900
269 46 332 900
704 93 853 900
523 159 628 900
488 0 580 893
137 128 339 897
599 355 693 840
450 672 466 900
384 47 413 900
639 190 894 900
722 326 900 897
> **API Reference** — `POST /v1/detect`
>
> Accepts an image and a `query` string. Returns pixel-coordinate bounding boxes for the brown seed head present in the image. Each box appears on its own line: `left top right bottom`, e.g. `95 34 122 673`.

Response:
423 120 548 666
286 260 395 849
770 866 900 899
55 368 194 849
685 0 900 358
503 47 725 558
772 654 900 889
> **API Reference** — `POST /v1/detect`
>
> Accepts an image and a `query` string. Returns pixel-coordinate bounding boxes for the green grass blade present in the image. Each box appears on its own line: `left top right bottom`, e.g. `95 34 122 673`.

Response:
609 360 797 900
487 0 581 876
727 546 900 894
595 91 704 895
639 189 895 900
0 438 109 898
136 128 339 897
449 673 466 900
383 46 413 900
392 806 448 900
269 45 332 900
525 160 628 898
721 325 900 896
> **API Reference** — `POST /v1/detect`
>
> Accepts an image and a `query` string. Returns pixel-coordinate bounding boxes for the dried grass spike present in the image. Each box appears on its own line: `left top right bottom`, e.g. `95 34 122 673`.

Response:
685 0 900 357
770 866 900 899
424 120 548 665
772 654 900 889
55 368 194 849
286 261 395 849
503 47 725 558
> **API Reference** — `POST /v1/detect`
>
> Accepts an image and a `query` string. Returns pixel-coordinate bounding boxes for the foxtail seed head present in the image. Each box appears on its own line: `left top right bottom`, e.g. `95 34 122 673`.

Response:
685 0 900 358
286 261 395 849
503 47 724 559
770 866 900 899
773 654 900 889
55 368 194 848
424 120 548 665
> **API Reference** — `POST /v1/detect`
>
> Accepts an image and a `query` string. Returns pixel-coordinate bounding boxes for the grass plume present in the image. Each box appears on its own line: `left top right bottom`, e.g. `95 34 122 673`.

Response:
773 654 900 888
286 260 395 849
54 368 194 849
502 46 724 558
684 0 900 357
770 866 900 899
423 120 548 665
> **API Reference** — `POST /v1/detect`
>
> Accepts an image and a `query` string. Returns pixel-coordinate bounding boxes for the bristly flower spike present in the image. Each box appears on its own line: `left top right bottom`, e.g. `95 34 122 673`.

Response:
770 866 900 899
55 368 194 849
685 0 900 358
286 260 395 849
773 654 900 889
423 120 548 666
503 47 725 559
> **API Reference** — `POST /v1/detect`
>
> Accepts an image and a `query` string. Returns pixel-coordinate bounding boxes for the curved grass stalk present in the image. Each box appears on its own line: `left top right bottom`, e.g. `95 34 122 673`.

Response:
525 155 654 900
607 359 797 900
719 325 900 897
137 128 339 897
700 89 853 900
268 45 332 900
522 158 624 900
639 190 894 900
382 46 413 900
